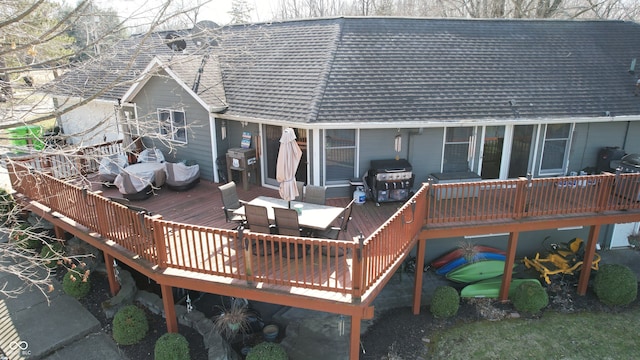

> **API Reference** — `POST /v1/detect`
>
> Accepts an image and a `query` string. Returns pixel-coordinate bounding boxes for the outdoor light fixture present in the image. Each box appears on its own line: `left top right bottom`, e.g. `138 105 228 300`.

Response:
221 120 227 139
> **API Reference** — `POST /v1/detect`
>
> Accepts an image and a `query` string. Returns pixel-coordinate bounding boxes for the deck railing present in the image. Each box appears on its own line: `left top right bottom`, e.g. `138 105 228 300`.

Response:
8 162 361 296
6 140 125 180
8 143 640 302
359 186 427 295
424 173 640 225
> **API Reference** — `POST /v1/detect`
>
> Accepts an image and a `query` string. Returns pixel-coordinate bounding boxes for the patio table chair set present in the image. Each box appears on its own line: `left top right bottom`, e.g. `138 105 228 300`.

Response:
219 181 354 257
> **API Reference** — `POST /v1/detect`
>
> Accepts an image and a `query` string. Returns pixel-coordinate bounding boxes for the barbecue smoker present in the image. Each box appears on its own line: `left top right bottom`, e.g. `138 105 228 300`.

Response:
365 159 415 205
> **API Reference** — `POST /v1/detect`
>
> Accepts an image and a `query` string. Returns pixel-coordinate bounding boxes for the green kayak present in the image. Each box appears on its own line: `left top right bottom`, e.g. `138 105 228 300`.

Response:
460 277 541 298
445 260 512 283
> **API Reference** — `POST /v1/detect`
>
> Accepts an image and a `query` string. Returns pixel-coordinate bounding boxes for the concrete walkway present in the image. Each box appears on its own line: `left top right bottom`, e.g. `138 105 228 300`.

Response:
0 268 127 360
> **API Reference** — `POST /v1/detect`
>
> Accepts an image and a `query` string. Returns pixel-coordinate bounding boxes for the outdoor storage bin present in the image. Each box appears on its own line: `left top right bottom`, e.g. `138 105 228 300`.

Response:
7 125 44 151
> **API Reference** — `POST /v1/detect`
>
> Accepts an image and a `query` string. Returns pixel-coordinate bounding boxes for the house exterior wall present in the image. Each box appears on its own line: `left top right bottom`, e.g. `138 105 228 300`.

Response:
569 121 630 174
132 75 215 181
57 98 122 145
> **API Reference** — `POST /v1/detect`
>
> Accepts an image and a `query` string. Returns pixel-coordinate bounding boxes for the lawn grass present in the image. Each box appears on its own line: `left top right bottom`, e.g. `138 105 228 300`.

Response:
426 308 640 359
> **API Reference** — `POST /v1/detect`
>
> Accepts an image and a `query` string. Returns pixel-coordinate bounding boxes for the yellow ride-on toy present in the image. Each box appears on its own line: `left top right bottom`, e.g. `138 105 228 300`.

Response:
523 237 601 284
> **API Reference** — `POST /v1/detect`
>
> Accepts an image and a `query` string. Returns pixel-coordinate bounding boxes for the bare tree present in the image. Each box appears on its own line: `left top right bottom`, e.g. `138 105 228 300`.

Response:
0 0 214 299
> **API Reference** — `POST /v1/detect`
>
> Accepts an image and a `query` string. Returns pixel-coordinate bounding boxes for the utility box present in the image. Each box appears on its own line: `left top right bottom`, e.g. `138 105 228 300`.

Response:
226 148 258 191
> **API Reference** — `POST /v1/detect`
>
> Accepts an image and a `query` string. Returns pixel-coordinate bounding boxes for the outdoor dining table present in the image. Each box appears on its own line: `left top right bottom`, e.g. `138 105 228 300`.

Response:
234 196 345 231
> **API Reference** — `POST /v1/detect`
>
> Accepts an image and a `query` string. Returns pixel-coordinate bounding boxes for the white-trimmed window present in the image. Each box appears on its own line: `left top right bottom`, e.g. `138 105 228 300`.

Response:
157 108 187 143
443 127 474 172
539 123 573 175
325 129 356 182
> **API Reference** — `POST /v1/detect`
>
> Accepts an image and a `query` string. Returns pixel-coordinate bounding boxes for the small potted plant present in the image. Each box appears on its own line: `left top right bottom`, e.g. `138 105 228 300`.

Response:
213 299 251 340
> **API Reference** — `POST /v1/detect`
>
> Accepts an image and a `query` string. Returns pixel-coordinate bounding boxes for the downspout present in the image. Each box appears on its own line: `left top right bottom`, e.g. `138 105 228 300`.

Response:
623 121 630 150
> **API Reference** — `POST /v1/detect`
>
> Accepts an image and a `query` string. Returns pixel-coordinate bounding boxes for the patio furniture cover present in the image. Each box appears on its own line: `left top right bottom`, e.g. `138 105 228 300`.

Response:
98 153 128 183
137 148 165 163
276 128 302 203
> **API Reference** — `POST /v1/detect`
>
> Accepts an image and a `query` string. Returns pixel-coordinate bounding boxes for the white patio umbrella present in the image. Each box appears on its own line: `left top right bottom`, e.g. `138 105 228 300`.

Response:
276 128 303 206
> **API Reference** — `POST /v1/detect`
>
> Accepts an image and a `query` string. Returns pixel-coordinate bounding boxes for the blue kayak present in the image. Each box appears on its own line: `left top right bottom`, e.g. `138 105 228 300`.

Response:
435 252 507 275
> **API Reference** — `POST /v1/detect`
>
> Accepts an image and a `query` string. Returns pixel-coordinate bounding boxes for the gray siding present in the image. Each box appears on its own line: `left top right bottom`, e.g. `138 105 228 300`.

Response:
359 128 444 185
569 122 629 174
133 74 215 180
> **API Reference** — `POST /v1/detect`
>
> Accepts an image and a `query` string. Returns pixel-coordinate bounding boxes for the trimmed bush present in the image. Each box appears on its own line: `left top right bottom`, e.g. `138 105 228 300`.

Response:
12 222 39 250
154 333 190 360
246 342 288 360
0 188 16 225
112 305 149 345
430 285 460 318
40 241 63 269
62 268 91 299
593 264 638 306
511 281 548 313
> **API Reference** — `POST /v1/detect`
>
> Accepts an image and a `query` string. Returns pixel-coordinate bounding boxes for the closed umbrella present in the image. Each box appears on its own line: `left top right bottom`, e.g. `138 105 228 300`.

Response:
276 128 302 205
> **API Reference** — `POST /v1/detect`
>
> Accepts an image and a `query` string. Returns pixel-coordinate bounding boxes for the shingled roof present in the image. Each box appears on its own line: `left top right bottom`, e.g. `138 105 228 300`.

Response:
49 17 640 125
217 17 640 124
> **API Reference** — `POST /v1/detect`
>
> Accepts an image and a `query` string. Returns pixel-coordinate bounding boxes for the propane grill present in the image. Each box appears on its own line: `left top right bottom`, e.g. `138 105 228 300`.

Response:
366 159 415 205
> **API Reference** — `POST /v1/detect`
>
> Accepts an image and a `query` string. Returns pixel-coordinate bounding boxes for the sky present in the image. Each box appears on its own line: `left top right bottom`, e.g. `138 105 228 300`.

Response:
92 0 279 26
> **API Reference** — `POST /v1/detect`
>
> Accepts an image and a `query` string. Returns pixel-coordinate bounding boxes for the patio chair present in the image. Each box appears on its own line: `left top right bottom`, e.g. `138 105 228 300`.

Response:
304 185 326 205
317 200 355 256
274 207 306 258
98 153 128 185
165 162 200 191
137 148 165 163
244 204 277 255
218 181 245 225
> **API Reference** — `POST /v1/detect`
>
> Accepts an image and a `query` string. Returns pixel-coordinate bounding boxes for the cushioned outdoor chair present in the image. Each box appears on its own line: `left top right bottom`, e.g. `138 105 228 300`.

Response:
98 153 128 185
165 162 200 191
218 181 246 225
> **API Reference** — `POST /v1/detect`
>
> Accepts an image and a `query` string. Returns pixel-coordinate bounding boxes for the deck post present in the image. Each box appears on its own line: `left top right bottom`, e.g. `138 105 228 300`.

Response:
103 253 120 296
577 224 601 295
152 217 168 268
160 284 178 333
499 231 519 301
412 238 426 314
53 225 65 241
239 227 253 278
350 313 362 360
351 234 365 301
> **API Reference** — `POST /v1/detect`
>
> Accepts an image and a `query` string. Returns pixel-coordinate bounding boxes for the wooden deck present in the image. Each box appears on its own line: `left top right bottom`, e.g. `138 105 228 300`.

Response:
9 145 640 360
93 177 400 241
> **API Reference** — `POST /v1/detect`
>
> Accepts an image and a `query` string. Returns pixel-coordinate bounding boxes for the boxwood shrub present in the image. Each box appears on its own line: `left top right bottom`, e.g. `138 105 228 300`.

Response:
246 342 288 360
62 268 91 299
112 305 149 345
430 285 460 318
511 281 548 313
154 332 190 360
593 264 638 306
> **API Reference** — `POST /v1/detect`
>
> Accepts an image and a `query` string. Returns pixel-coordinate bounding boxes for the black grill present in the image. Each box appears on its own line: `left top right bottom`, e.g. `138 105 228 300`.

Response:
366 159 414 205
